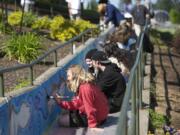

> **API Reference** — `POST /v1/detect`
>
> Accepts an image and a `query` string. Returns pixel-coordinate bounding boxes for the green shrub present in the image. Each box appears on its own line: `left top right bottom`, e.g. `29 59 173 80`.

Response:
23 12 37 27
15 79 29 90
49 16 98 41
8 11 22 26
73 19 96 34
32 16 50 30
149 109 168 129
56 27 77 42
81 9 100 24
4 33 42 63
49 16 65 31
49 16 75 41
8 11 37 27
169 9 180 24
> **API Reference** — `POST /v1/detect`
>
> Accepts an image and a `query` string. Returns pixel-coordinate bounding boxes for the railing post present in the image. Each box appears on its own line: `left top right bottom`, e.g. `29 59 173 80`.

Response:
90 29 93 37
131 75 136 135
135 72 140 135
139 49 143 109
53 50 57 67
71 42 76 54
0 73 4 97
124 115 128 135
29 66 33 85
82 35 85 45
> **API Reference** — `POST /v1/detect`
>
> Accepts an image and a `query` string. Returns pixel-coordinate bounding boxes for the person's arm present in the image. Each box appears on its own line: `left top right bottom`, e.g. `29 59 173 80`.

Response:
144 6 150 18
54 94 82 110
105 5 114 25
97 72 113 93
80 84 98 128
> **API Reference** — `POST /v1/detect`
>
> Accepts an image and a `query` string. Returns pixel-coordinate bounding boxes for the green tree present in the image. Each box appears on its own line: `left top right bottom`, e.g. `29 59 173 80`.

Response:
169 9 180 24
154 0 173 12
87 0 98 10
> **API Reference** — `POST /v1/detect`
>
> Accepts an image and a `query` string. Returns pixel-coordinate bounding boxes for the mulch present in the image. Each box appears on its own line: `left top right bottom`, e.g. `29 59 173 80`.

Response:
0 33 82 92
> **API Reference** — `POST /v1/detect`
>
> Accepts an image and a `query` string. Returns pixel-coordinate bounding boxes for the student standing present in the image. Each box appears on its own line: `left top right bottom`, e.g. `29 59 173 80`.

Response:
66 0 81 20
131 0 149 36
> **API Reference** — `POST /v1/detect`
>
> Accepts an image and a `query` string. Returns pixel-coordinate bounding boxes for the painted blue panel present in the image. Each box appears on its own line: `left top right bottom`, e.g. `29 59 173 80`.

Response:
0 103 9 135
0 28 113 135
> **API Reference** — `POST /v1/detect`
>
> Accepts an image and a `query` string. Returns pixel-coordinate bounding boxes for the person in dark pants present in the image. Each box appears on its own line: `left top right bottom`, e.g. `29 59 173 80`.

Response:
131 0 149 36
91 51 126 113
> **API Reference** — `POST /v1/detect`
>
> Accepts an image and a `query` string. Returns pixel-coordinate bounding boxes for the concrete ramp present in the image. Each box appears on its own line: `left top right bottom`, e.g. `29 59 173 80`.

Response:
45 112 120 135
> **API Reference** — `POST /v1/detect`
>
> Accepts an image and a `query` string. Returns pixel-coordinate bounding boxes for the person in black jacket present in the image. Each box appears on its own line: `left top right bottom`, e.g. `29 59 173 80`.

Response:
91 51 126 113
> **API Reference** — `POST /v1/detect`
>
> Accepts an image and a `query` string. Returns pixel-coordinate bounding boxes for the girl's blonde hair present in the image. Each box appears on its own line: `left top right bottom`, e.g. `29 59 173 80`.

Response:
98 4 106 15
67 65 95 93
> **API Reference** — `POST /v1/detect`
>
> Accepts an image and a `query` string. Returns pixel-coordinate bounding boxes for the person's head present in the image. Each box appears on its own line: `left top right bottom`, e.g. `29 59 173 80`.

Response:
103 42 118 57
67 65 95 92
136 0 141 5
91 51 111 70
85 49 97 68
98 3 106 15
124 12 133 27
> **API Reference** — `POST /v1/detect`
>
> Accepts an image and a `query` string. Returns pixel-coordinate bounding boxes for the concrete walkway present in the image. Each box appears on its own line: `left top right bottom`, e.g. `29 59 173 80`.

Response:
44 112 120 135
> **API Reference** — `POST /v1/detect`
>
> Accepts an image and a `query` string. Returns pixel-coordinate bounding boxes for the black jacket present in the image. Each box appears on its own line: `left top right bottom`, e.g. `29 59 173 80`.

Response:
96 63 126 113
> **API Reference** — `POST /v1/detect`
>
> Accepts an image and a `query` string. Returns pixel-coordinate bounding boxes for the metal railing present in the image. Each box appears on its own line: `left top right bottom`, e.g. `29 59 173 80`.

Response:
0 26 103 97
116 23 148 135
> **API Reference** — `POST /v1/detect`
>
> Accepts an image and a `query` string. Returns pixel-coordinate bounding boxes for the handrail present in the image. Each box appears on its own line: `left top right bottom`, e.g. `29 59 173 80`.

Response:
0 25 103 97
116 21 148 135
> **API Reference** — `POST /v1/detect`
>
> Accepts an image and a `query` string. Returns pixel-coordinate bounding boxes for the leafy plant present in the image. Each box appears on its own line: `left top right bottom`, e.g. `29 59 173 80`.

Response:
49 16 78 41
23 12 37 27
8 11 22 26
149 109 168 129
32 16 50 30
49 16 97 41
4 33 42 63
169 9 180 24
8 11 37 27
49 16 65 31
55 27 77 42
15 79 29 90
73 19 96 34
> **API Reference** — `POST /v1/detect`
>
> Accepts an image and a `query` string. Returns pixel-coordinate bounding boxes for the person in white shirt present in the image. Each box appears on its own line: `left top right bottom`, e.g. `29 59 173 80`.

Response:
66 0 82 20
21 0 34 12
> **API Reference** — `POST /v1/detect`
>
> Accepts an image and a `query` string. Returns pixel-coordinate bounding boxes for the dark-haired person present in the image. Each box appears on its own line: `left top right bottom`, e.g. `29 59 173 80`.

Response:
91 51 126 113
85 49 97 75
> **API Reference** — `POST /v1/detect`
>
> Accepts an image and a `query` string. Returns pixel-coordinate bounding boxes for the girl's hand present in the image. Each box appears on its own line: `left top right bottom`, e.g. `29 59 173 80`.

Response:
53 93 62 104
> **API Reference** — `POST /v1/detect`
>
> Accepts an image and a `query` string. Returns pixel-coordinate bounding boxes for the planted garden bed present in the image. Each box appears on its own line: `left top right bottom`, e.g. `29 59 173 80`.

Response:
0 10 98 92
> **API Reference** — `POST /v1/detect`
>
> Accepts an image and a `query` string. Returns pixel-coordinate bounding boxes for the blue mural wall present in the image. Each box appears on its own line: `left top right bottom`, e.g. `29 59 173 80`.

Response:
0 27 113 135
